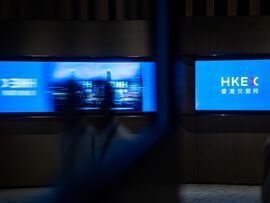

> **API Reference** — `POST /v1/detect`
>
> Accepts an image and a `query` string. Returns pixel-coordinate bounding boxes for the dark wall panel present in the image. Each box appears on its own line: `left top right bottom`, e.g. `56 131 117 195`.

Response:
196 132 267 184
233 133 267 184
109 0 117 20
180 126 198 183
126 0 141 20
57 0 73 20
0 0 152 21
43 0 58 20
233 17 270 54
237 0 249 16
215 0 227 16
197 133 235 183
195 17 235 55
141 0 154 19
0 0 19 19
75 0 89 20
194 116 270 184
0 116 154 188
193 0 206 16
177 16 270 55
0 21 153 57
18 0 53 20
180 115 270 185
261 0 270 15
94 0 109 20
116 0 125 20
0 115 268 186
250 0 261 16
0 134 61 188
177 18 196 56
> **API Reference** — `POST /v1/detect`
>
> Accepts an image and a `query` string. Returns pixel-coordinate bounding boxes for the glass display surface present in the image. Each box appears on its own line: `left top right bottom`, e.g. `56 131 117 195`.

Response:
0 61 156 113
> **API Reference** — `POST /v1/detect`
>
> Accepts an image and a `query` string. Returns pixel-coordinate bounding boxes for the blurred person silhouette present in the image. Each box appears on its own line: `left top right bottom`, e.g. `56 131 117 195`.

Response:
60 78 86 176
57 77 117 169
50 80 139 203
31 78 175 203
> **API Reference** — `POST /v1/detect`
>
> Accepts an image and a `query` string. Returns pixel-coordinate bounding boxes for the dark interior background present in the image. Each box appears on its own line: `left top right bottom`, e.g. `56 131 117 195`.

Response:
0 0 270 188
0 0 154 21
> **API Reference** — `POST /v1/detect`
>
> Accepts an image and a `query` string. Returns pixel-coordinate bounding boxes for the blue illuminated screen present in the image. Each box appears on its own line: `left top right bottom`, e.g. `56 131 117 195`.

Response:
196 59 270 111
0 61 156 113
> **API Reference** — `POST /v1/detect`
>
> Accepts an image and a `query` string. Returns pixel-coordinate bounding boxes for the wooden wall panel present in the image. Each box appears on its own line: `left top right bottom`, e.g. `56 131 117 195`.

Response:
233 133 269 184
57 0 73 20
206 0 215 16
227 0 237 16
233 17 270 53
0 21 153 57
181 131 270 184
77 0 89 20
180 127 198 183
0 134 61 188
116 0 125 20
141 0 153 19
185 0 193 16
0 116 153 188
195 17 235 55
0 0 18 19
250 0 261 16
178 16 270 55
94 0 109 20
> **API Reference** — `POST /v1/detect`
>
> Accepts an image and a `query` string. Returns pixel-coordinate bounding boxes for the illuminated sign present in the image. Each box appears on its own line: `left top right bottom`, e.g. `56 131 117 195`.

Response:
196 60 270 111
0 78 38 97
221 76 259 87
110 81 128 88
1 78 37 89
220 76 259 95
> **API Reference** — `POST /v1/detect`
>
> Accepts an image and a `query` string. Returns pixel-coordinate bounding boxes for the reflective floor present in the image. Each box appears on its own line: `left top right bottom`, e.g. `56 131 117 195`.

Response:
0 188 53 203
182 184 261 203
0 184 261 203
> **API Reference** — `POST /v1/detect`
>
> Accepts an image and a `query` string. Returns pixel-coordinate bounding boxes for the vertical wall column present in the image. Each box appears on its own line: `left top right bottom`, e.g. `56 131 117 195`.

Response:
0 0 18 19
76 0 88 20
126 0 141 20
186 0 193 16
142 0 153 19
237 0 249 15
206 0 215 16
261 0 270 15
94 0 109 20
193 0 206 16
57 0 73 20
43 0 57 20
18 0 55 20
227 0 237 16
250 0 260 15
115 0 125 20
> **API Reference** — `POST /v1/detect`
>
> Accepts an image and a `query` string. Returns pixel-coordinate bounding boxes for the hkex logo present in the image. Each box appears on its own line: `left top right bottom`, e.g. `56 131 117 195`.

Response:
221 76 259 87
220 76 259 95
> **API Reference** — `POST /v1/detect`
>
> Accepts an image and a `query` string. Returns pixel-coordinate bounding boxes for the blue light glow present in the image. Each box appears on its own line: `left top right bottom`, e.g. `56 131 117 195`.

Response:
0 61 156 113
196 59 270 111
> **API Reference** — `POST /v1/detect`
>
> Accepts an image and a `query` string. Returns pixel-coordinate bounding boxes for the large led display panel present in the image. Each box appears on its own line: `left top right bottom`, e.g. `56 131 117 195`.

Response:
196 59 269 111
0 61 156 113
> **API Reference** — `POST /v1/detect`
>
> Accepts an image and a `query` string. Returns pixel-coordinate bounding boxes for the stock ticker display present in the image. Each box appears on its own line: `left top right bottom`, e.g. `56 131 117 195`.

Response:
0 61 156 113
